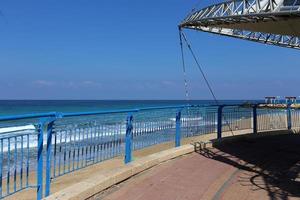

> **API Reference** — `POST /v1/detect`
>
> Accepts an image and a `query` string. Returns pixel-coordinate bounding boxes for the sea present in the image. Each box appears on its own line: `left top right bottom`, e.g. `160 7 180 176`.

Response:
0 100 261 116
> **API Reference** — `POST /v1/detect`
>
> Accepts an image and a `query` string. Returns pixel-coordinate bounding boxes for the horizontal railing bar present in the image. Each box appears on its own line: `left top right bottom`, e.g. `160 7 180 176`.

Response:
61 104 253 117
61 109 140 117
0 112 58 122
0 104 262 122
63 104 219 115
0 132 34 140
138 105 190 111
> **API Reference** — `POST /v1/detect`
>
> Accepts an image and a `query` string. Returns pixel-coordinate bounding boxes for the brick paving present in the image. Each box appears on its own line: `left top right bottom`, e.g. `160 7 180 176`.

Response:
99 134 300 200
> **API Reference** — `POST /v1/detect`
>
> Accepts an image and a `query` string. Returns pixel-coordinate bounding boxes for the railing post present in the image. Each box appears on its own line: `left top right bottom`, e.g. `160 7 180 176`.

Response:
287 103 292 130
37 120 44 200
253 105 257 134
175 110 182 147
125 113 133 164
45 119 55 197
217 106 223 139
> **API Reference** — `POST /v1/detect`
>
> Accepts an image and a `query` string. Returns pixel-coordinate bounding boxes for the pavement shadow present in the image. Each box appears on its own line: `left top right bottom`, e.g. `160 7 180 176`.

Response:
194 134 300 200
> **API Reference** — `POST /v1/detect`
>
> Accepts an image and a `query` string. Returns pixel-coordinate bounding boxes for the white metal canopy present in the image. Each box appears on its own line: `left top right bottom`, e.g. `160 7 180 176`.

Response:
180 0 300 49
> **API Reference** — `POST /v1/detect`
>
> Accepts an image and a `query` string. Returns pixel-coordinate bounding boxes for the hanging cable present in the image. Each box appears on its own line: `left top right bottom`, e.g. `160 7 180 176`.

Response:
179 28 190 101
180 30 235 136
181 31 218 104
179 28 195 137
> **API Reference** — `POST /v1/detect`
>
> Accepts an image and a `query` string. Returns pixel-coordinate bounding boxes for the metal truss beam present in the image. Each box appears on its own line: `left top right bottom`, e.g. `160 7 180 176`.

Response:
180 0 300 49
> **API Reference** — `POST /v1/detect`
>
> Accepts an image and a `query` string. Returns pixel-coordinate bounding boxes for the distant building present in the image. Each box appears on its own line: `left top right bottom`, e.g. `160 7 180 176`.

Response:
285 97 297 105
265 97 277 104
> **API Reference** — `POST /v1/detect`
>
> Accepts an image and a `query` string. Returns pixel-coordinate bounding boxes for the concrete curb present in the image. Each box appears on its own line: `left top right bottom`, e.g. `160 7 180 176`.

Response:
44 145 195 200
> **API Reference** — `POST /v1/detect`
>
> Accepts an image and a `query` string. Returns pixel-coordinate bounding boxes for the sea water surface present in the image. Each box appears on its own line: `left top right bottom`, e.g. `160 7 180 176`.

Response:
0 100 259 116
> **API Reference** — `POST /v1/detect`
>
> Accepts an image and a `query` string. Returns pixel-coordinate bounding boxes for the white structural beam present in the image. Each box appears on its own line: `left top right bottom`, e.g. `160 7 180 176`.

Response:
180 0 300 49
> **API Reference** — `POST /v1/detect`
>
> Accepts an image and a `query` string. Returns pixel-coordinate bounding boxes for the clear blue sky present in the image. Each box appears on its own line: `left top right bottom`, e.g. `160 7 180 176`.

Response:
0 0 299 100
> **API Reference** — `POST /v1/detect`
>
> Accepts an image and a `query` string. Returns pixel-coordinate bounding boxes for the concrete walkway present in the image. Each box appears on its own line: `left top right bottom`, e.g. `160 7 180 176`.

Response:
97 134 300 200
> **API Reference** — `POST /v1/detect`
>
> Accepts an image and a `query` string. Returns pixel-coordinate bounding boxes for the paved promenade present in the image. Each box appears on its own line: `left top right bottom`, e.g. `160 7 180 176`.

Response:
97 134 300 200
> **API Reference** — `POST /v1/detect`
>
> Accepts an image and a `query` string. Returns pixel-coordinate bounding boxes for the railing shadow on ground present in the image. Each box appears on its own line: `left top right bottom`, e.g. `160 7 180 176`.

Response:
194 133 300 200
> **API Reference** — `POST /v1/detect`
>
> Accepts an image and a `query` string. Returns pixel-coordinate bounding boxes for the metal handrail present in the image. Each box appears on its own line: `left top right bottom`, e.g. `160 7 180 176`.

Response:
0 103 260 122
0 103 292 200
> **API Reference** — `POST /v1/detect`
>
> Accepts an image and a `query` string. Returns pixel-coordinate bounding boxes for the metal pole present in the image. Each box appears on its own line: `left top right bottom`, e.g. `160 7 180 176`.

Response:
287 103 292 130
37 120 44 200
125 114 133 164
175 110 182 147
253 105 257 134
45 119 55 197
217 106 223 139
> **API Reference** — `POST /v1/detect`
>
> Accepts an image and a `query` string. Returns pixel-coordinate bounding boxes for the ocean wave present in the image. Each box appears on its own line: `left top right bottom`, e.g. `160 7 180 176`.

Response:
0 124 35 134
0 116 217 152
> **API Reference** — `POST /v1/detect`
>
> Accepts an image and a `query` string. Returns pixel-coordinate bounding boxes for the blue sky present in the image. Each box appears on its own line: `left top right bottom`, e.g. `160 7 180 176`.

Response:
0 0 299 100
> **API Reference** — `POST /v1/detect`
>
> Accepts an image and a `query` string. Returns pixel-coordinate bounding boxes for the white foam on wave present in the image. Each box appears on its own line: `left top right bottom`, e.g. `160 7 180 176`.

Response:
0 125 36 134
0 116 217 152
0 125 36 152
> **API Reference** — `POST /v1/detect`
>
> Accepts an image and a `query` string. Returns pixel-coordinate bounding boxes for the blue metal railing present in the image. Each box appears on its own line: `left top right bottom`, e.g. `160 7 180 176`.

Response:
0 103 297 199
